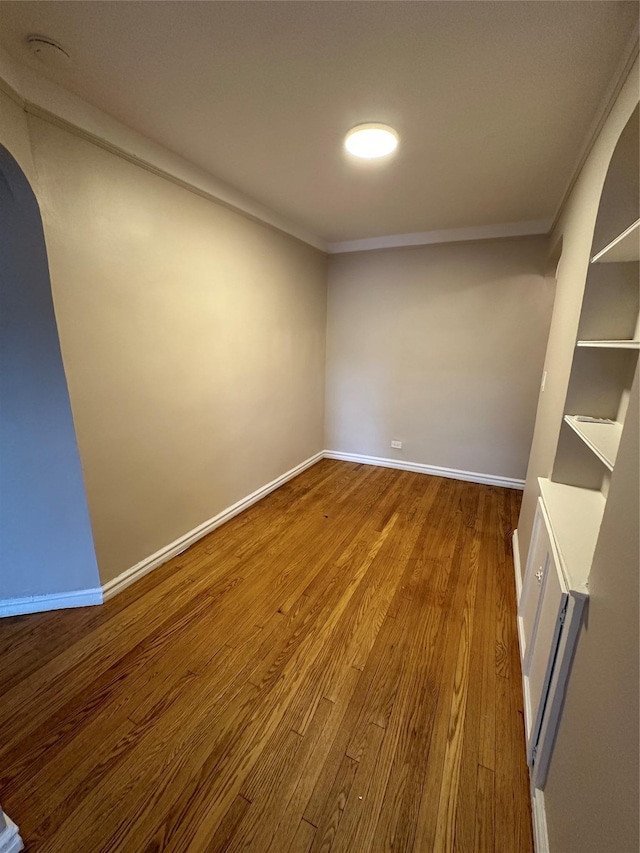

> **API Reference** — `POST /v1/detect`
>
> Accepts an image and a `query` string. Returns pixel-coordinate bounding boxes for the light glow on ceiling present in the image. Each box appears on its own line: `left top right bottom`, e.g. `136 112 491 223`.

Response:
344 123 399 159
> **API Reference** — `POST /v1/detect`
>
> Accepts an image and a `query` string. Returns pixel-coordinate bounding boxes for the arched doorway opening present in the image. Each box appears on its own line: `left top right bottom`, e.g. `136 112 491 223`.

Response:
0 144 100 616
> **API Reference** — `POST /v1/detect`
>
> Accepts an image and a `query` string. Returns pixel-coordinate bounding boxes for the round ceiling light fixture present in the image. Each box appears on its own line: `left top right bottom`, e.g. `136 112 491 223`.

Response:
26 35 71 69
344 123 399 159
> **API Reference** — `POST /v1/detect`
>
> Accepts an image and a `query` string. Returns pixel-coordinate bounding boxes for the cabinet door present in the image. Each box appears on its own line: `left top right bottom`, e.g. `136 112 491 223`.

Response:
520 497 588 783
519 499 552 666
521 500 569 760
525 559 567 758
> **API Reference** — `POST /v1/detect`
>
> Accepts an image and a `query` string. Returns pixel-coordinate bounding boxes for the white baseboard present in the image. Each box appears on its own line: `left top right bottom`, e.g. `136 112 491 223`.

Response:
2 450 525 614
0 587 103 619
531 787 549 853
103 450 324 601
323 450 525 490
0 814 23 853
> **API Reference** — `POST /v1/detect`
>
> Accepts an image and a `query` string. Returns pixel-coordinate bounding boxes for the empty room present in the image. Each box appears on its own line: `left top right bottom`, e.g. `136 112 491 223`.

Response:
0 2 638 852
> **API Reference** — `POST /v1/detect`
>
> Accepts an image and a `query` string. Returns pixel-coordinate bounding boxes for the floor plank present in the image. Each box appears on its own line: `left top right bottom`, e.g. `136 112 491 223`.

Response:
0 459 533 852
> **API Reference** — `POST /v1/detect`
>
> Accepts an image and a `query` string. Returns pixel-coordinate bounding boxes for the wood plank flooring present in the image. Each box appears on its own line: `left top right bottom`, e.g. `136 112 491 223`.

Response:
0 460 533 852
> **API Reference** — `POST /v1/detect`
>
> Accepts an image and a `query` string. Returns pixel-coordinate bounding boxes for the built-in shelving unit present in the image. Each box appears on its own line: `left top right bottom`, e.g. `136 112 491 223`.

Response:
549 102 639 518
519 103 639 793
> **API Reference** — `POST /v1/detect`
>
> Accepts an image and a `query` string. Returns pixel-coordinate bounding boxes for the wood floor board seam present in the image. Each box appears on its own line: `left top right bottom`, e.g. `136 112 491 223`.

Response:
0 460 533 853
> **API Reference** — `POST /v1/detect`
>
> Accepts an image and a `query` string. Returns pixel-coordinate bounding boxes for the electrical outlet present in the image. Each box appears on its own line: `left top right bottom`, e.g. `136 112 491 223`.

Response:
391 440 402 449
541 370 547 392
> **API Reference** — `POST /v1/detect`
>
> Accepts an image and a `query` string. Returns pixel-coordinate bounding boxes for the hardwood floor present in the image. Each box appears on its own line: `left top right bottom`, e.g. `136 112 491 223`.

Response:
0 460 533 852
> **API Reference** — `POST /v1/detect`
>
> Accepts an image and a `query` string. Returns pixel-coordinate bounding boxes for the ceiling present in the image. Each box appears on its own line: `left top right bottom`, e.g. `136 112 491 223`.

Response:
0 1 637 244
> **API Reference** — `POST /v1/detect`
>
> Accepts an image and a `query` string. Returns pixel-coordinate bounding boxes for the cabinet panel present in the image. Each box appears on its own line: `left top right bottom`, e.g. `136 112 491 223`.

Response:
526 559 566 756
520 498 589 787
519 503 552 666
520 500 569 761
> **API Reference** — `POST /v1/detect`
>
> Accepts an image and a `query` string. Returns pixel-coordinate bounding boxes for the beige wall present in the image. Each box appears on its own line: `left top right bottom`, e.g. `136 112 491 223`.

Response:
0 83 33 178
325 238 554 480
11 108 326 586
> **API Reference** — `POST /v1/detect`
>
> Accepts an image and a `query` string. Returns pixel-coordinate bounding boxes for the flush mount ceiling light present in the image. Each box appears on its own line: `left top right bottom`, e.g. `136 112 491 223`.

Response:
344 123 399 159
26 34 71 69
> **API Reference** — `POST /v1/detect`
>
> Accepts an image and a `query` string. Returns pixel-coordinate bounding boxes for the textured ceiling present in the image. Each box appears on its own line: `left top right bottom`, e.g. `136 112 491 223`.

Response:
0 1 637 242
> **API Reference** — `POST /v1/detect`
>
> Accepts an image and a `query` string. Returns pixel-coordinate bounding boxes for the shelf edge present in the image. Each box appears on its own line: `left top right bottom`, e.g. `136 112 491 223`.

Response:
590 218 640 263
563 415 619 470
537 477 602 596
576 340 640 349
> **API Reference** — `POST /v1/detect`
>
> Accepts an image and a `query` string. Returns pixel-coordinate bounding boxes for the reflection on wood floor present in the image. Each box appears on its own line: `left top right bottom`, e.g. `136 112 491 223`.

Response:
0 459 533 852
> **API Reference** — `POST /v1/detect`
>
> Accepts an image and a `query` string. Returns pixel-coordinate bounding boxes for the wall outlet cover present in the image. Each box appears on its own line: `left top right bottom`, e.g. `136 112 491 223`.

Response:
391 440 402 449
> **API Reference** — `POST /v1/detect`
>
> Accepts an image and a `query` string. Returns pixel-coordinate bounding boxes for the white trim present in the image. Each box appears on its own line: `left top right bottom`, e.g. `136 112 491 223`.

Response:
327 220 551 255
531 787 550 853
1 36 637 259
550 34 639 233
590 218 640 263
513 528 523 601
103 451 324 601
323 450 525 490
513 528 527 662
0 62 553 260
0 47 326 253
531 590 587 791
0 587 103 619
516 526 549 853
2 55 552 263
0 814 22 853
576 339 640 349
102 449 523 603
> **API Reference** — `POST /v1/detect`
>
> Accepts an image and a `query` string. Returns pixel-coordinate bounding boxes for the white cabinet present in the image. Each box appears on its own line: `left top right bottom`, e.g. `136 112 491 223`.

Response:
519 505 553 668
518 498 588 787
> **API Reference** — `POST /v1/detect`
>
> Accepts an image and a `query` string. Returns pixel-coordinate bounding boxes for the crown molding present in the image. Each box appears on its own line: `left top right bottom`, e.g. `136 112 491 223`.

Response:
0 46 327 253
549 31 639 233
0 51 551 259
3 29 636 260
328 219 552 255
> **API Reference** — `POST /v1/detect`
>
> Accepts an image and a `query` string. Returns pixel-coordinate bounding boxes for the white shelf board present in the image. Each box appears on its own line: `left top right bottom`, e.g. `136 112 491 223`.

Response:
564 415 622 471
591 219 639 263
538 478 604 595
577 339 640 349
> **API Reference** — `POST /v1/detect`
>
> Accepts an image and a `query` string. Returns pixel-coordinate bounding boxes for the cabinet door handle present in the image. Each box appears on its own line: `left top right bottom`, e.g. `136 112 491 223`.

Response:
535 569 544 584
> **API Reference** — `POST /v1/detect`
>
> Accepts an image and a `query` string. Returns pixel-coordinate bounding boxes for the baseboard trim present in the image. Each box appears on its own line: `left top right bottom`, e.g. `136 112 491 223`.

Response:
102 450 324 601
0 587 103 619
323 450 525 490
4 450 524 613
0 814 23 853
531 787 550 853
